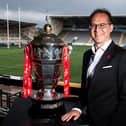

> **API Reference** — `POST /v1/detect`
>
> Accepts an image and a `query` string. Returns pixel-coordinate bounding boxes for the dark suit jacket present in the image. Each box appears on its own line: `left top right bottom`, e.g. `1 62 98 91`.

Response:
76 41 126 126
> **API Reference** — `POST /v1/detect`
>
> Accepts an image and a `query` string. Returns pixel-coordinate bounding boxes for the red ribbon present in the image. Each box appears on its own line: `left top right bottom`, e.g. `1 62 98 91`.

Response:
22 45 32 98
63 45 69 97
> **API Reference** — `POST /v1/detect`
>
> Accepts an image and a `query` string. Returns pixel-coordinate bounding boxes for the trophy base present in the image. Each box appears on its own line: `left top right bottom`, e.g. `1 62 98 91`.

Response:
29 95 65 126
31 88 64 101
31 96 64 109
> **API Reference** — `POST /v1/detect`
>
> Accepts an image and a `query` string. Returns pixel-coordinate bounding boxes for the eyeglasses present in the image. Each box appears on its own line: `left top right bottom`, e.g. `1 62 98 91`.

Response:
89 23 111 29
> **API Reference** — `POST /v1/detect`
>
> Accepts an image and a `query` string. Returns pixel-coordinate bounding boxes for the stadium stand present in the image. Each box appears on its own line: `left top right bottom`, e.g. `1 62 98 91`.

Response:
0 19 37 46
49 16 126 47
111 31 126 46
59 30 126 47
59 31 91 44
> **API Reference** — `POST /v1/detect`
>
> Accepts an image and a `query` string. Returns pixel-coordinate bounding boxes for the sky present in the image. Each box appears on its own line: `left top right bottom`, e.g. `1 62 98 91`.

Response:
0 0 126 27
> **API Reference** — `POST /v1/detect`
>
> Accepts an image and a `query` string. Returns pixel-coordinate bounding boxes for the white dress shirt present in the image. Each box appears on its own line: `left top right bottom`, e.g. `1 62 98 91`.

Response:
87 39 112 78
72 39 112 114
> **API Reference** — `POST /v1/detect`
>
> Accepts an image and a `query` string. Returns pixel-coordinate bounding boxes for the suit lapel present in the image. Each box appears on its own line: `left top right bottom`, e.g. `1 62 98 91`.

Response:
85 50 94 75
91 41 116 81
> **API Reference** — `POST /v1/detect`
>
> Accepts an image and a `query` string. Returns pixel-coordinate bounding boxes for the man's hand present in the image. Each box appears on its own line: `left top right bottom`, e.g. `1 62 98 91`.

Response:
61 110 81 122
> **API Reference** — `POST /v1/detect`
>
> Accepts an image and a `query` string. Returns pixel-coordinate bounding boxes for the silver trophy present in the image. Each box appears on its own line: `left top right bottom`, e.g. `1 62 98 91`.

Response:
30 24 64 109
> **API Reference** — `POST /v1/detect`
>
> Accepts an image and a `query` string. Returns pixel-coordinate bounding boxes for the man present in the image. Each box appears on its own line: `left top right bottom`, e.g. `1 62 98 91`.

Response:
61 8 126 126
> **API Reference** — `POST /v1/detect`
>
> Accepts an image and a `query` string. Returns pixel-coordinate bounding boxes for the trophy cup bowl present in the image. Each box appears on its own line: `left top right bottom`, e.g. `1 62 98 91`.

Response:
31 33 64 103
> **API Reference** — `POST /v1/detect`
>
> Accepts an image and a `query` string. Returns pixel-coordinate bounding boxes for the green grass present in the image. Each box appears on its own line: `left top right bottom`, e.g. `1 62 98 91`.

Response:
60 45 90 83
0 46 24 76
0 45 91 83
69 45 90 82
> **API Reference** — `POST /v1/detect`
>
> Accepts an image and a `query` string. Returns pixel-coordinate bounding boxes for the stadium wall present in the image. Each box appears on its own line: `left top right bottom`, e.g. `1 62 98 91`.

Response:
50 17 64 35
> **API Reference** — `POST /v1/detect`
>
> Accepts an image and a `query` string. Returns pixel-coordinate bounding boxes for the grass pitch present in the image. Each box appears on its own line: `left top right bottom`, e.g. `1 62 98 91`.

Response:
0 45 90 83
0 46 24 76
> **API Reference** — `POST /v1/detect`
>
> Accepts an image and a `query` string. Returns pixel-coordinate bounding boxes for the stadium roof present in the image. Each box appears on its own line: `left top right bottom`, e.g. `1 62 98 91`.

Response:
0 19 37 29
51 16 126 26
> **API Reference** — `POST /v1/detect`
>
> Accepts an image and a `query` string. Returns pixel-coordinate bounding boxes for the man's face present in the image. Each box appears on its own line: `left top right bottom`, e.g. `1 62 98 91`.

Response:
90 13 113 47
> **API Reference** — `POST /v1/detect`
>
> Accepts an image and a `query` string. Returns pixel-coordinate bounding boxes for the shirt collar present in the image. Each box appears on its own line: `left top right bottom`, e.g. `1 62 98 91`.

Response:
91 39 112 54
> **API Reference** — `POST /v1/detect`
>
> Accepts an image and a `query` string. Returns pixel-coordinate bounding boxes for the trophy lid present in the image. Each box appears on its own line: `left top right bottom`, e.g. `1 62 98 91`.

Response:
31 24 64 46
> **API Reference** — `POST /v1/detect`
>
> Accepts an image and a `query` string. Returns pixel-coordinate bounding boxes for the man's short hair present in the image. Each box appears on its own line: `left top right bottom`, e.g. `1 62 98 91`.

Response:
89 8 113 25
